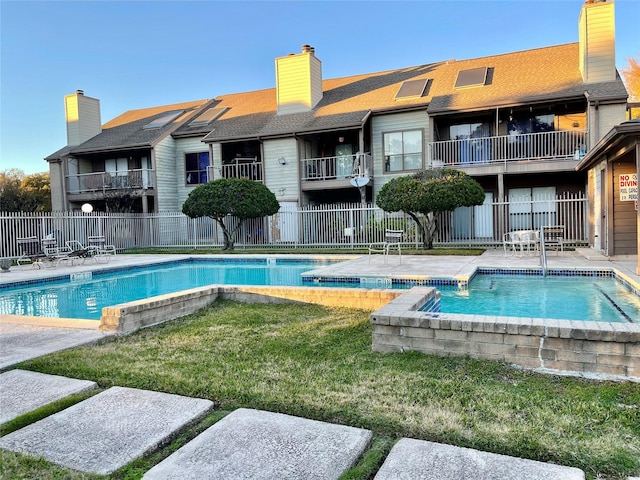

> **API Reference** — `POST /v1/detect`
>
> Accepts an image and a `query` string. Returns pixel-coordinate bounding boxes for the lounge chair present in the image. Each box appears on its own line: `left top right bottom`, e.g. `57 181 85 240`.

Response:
40 237 76 267
87 236 116 262
16 237 47 268
369 229 403 264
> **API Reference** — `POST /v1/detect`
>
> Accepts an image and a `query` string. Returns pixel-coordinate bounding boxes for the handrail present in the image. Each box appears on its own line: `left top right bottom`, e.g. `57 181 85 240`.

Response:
428 130 587 167
66 169 154 194
301 153 372 182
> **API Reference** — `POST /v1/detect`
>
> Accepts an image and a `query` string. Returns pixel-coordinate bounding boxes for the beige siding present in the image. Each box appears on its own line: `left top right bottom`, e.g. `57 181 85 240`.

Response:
371 110 428 198
597 104 627 141
174 138 210 207
263 138 299 203
579 1 616 84
154 136 179 211
49 161 66 211
612 160 638 255
275 51 322 115
210 143 223 180
64 92 101 146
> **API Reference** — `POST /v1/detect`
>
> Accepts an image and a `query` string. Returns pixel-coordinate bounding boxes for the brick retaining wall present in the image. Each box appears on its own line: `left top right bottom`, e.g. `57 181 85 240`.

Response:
371 287 640 381
100 285 402 333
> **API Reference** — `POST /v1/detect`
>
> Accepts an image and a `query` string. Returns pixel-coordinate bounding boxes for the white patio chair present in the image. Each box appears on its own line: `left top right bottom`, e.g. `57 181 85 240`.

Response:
369 229 403 264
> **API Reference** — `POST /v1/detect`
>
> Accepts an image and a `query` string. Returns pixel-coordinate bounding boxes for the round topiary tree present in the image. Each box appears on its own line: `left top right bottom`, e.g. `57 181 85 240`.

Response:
182 178 280 251
376 168 485 249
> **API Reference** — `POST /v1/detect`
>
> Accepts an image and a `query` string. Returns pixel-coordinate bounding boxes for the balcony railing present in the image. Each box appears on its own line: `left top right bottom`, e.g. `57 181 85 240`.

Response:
428 130 587 167
67 169 154 194
211 157 263 182
301 153 372 182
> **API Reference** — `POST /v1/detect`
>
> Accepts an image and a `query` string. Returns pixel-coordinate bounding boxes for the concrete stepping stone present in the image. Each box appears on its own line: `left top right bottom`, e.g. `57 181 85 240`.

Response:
0 386 213 475
0 369 97 424
0 322 107 369
375 438 585 480
143 407 373 479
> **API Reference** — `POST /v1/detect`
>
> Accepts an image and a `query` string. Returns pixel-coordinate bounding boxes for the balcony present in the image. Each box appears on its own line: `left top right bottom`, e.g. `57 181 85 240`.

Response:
67 169 154 194
301 153 372 190
428 130 587 171
211 157 263 182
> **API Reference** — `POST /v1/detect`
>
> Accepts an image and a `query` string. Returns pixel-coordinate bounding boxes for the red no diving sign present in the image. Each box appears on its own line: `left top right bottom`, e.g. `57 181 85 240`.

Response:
619 173 638 201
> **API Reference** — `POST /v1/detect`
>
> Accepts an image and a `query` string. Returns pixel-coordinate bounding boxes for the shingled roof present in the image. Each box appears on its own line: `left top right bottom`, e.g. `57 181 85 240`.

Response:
190 42 626 143
46 99 211 160
47 42 628 158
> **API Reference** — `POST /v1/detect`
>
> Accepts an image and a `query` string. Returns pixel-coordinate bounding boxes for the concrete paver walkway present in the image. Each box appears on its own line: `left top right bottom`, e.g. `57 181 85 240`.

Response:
0 369 96 424
143 408 373 479
375 438 585 480
0 385 213 475
0 371 589 479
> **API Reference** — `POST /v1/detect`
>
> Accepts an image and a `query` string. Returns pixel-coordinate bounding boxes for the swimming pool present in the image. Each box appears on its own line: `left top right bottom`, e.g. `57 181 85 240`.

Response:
1 258 638 323
0 258 345 320
434 273 639 323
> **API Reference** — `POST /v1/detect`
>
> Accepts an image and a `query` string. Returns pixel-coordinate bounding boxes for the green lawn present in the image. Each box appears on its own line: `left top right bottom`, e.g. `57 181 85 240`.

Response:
2 301 639 479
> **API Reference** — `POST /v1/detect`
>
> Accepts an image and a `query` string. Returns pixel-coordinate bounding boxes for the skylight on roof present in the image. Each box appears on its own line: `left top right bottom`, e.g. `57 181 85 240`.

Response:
143 111 184 129
395 79 431 100
454 67 488 88
188 107 228 127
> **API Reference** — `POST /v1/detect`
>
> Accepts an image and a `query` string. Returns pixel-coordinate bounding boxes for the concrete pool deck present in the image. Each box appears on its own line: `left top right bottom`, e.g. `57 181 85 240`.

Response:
0 250 638 478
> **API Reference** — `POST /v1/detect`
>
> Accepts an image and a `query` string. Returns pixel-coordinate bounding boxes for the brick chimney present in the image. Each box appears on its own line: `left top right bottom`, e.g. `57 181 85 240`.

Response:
64 89 102 146
275 44 323 115
579 0 616 84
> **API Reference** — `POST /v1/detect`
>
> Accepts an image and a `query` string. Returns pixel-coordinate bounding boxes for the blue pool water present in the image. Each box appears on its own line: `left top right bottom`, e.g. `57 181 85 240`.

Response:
1 259 638 323
435 273 640 323
0 259 343 320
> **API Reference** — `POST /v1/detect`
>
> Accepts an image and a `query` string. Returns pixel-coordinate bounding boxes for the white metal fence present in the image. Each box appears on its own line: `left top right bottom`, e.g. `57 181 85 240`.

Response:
0 193 587 257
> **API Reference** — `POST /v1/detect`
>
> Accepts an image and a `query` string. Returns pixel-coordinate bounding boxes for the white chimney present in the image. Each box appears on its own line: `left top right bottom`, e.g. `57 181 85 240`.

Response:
275 44 323 115
579 0 616 84
64 89 102 146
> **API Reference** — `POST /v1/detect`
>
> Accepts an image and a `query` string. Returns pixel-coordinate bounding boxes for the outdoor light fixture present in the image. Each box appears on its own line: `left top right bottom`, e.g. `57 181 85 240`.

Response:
278 157 287 165
81 203 93 213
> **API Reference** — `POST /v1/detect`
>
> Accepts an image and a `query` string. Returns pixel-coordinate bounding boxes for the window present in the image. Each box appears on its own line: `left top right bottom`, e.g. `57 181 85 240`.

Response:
508 187 557 230
185 152 210 185
188 107 228 127
449 122 492 164
143 110 184 129
454 67 488 88
395 79 431 100
383 130 423 172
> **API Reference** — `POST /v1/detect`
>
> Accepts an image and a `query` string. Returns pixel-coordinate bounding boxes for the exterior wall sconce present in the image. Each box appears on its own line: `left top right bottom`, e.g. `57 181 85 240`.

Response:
278 188 286 196
278 157 287 165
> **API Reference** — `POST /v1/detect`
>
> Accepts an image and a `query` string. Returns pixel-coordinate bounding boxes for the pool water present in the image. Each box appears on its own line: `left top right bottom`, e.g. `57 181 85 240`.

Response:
0 259 345 320
2 260 638 323
436 274 640 323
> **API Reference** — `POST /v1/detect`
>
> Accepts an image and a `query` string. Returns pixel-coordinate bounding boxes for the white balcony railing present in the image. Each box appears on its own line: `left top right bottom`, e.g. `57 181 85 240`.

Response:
67 169 154 194
428 130 587 167
217 157 263 182
301 153 372 182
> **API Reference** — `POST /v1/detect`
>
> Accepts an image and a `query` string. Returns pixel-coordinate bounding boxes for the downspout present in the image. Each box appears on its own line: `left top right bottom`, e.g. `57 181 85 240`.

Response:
593 99 600 145
61 158 69 211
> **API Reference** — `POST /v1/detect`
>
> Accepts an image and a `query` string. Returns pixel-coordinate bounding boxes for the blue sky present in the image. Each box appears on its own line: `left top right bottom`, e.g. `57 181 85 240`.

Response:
1 0 638 175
